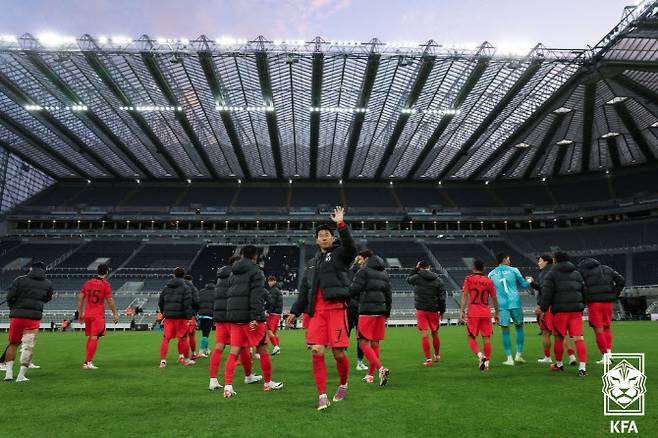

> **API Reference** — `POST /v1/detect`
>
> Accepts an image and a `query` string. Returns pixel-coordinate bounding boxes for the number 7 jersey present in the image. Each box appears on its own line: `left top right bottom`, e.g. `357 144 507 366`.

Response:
487 265 529 310
463 273 497 317
81 276 113 319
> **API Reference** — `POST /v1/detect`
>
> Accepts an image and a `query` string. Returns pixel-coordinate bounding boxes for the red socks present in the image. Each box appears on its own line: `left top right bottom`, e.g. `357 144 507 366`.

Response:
575 339 587 363
336 354 349 385
554 338 564 362
421 335 430 359
85 338 98 363
567 348 575 356
177 337 189 358
312 354 327 395
595 332 608 355
224 353 238 385
189 334 197 353
467 337 480 356
360 343 382 375
209 348 223 379
160 337 169 360
543 348 551 358
260 351 272 382
432 334 440 356
483 340 491 359
604 327 612 351
270 335 280 347
240 348 252 376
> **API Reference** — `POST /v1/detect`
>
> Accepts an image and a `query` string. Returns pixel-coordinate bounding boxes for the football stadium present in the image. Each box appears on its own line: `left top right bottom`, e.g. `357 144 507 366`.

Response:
1 1 657 436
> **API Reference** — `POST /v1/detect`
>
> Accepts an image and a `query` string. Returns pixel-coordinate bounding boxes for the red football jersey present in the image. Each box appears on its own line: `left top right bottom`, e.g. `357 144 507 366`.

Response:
81 277 112 318
463 273 496 318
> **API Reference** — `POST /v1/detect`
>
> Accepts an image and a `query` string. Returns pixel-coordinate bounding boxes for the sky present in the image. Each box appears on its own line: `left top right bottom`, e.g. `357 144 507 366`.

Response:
0 0 636 48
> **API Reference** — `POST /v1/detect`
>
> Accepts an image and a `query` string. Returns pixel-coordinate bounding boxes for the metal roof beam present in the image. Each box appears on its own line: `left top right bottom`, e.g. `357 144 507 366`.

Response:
309 52 323 178
614 102 657 160
0 138 61 180
406 58 489 179
581 82 597 172
342 52 380 179
255 52 283 178
141 52 219 179
522 112 567 179
374 55 435 179
606 136 622 169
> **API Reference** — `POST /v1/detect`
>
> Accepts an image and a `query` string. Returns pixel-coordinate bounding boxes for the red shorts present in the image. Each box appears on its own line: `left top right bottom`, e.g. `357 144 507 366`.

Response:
587 302 613 328
267 314 281 333
552 312 584 338
306 309 349 348
8 318 40 344
302 313 310 329
229 322 268 348
416 310 440 331
358 315 386 341
215 322 231 345
539 308 554 332
466 316 493 337
164 318 189 339
84 317 106 337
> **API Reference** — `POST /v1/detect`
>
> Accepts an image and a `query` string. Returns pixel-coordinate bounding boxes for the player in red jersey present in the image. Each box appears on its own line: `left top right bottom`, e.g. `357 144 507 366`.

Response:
287 207 357 411
460 259 499 371
77 264 119 369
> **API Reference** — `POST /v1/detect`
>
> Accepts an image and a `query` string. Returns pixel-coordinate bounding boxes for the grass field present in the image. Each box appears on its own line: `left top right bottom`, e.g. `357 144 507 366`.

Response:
2 322 657 437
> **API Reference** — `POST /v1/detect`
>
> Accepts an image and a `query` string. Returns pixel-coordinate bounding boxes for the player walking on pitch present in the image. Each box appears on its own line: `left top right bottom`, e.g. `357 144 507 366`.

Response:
287 207 357 411
158 267 195 368
78 263 119 369
488 253 530 365
265 275 283 355
460 259 499 371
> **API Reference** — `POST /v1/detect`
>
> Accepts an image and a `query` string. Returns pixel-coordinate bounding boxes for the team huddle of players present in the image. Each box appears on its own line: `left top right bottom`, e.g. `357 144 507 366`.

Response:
2 206 626 411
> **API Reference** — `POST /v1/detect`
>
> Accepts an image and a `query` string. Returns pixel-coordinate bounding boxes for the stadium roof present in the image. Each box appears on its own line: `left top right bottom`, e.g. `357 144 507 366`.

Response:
1 1 658 183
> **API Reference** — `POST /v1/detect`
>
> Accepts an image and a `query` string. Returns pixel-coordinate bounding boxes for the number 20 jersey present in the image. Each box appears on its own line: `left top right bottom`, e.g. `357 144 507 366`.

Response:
463 273 496 318
81 277 113 318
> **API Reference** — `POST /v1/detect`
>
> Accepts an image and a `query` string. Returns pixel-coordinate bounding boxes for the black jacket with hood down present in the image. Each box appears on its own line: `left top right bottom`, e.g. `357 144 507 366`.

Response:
158 277 194 319
198 282 216 317
226 258 268 323
7 267 53 320
213 266 232 322
349 256 392 317
530 266 552 305
540 261 586 314
577 258 625 303
407 268 446 313
267 285 283 314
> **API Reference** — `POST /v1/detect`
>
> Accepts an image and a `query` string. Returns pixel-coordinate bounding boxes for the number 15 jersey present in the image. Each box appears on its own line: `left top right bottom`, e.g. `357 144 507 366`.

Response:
81 276 113 318
463 273 496 318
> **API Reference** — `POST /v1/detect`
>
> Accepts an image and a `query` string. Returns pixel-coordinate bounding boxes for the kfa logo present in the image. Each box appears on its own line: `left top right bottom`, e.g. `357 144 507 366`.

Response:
602 353 646 416
609 420 638 434
325 253 332 262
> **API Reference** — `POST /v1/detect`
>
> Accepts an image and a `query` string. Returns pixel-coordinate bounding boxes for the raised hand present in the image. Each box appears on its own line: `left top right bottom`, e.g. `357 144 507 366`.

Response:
330 206 345 224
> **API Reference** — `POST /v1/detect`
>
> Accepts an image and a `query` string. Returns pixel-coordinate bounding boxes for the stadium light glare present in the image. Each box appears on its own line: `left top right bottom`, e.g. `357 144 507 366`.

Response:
601 132 620 139
37 32 76 46
542 177 547 182
186 178 191 184
288 179 292 184
309 107 366 113
339 179 343 184
237 179 241 184
553 107 572 114
484 180 490 185
651 121 658 128
111 36 132 45
606 96 628 105
422 108 461 116
135 179 140 184
1 34 18 43
556 139 574 145
86 179 91 184
495 41 532 56
515 142 532 148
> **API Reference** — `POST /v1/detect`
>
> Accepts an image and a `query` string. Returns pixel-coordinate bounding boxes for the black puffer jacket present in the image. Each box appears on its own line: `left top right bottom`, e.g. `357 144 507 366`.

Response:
291 223 357 317
226 258 267 323
267 285 283 314
198 283 216 317
530 266 552 305
213 266 231 322
577 258 625 303
349 256 392 317
185 280 200 314
7 267 53 320
408 269 446 313
540 261 585 314
347 262 360 316
158 277 194 319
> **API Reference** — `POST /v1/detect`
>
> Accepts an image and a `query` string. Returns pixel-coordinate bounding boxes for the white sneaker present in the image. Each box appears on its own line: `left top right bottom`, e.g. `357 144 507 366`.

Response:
28 363 40 369
271 346 281 355
254 353 261 360
537 357 552 364
223 385 237 398
356 362 368 371
514 354 526 364
82 362 99 370
263 381 283 391
209 378 223 391
16 375 29 382
159 360 167 368
596 356 611 365
184 359 196 366
244 374 263 384
0 363 5 371
362 374 374 383
568 355 578 366
502 358 515 366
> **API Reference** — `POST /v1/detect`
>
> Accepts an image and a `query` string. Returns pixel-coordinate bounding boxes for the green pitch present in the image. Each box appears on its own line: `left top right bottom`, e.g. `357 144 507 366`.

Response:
3 322 657 437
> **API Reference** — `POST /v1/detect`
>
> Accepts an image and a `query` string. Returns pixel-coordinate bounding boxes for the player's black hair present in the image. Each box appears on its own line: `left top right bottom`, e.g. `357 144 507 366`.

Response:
267 275 277 282
315 224 334 238
473 259 485 272
240 245 259 260
183 274 193 281
228 255 239 266
538 254 553 265
496 252 509 264
359 249 373 258
418 261 431 270
173 267 186 278
97 263 110 276
31 260 46 270
554 252 570 263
